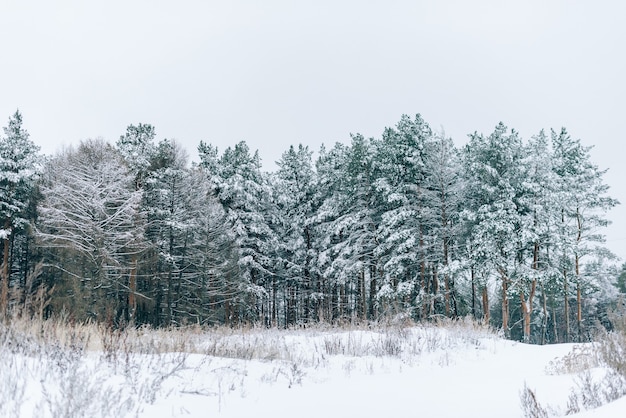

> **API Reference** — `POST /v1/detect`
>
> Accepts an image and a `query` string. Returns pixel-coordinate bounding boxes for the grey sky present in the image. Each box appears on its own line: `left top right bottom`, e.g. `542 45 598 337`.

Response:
1 0 625 259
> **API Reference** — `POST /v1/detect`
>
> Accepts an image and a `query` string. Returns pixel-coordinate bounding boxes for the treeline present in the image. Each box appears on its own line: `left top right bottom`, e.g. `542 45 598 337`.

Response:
0 111 621 343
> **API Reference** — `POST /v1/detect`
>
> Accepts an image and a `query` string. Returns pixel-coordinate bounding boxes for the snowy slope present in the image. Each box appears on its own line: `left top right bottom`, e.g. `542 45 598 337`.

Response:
138 327 602 417
2 322 623 417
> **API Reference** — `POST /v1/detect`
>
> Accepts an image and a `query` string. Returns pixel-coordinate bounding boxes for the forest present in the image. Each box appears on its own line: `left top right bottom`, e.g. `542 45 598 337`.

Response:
0 110 623 344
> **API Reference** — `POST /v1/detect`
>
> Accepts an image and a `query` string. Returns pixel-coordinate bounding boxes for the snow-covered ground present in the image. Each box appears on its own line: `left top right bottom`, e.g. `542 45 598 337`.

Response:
1 319 624 417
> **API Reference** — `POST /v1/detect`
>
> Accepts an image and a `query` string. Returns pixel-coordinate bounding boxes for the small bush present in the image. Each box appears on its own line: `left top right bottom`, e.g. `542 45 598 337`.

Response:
565 306 626 414
565 370 626 415
545 344 599 375
520 383 549 418
538 304 626 416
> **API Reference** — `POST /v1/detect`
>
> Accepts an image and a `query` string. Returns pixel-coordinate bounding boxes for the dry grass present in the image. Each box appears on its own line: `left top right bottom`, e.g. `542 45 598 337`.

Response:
522 303 626 417
544 344 599 376
520 383 550 418
0 316 196 418
0 314 498 417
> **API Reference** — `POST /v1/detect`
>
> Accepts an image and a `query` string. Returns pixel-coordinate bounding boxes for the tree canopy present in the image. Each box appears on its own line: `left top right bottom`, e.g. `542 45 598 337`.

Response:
0 111 619 343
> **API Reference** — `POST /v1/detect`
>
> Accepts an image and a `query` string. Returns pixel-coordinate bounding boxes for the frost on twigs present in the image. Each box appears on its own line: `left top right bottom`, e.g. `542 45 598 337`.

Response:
0 317 193 417
520 383 549 418
544 344 599 375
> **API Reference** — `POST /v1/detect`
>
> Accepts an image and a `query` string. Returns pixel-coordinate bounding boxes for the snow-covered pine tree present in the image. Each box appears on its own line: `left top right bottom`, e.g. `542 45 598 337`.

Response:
316 135 381 322
423 131 463 318
124 137 236 326
516 130 559 343
374 114 431 320
141 139 194 325
312 142 348 321
117 123 157 190
273 144 318 326
162 165 234 326
185 168 241 324
0 110 42 316
460 123 525 334
199 141 275 324
551 128 618 342
115 123 157 322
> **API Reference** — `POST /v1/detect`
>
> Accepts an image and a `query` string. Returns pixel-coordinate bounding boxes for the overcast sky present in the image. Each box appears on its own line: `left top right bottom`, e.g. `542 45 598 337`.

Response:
1 0 625 259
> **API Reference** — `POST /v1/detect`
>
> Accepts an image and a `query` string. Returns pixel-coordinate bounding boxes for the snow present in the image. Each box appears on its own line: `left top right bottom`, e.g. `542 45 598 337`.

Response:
147 338 571 418
2 322 624 417
572 396 626 418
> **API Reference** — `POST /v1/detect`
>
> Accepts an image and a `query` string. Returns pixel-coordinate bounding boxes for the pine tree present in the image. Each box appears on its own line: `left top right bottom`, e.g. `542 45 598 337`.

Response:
160 165 233 325
113 134 237 326
116 123 157 322
315 135 381 321
117 123 157 190
312 142 349 322
273 144 318 325
374 114 432 319
423 131 463 318
0 110 41 316
460 123 524 334
142 139 193 325
551 128 618 342
516 130 558 343
199 141 274 324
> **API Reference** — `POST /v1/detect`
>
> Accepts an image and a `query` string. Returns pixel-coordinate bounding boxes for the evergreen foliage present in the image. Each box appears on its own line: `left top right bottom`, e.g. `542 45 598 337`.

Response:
0 111 619 343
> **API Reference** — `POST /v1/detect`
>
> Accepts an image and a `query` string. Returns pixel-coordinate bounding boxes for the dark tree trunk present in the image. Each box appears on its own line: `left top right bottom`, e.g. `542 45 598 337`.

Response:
482 286 489 325
1 219 11 317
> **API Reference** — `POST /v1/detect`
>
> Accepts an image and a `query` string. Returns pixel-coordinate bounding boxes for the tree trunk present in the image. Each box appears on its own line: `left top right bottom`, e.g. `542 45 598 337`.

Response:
541 282 548 345
1 220 11 318
451 276 458 318
419 221 426 320
577 281 582 343
563 268 570 343
431 266 439 316
521 279 536 343
369 265 377 320
471 266 477 319
441 187 451 318
521 241 539 343
423 264 430 318
128 256 137 324
444 273 450 317
272 275 277 327
575 208 583 343
224 299 231 326
501 273 509 335
482 286 489 325
359 268 367 321
21 234 30 308
551 291 559 344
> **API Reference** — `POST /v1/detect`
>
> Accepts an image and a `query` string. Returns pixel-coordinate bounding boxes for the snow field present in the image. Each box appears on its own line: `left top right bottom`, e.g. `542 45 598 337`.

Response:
0 318 623 417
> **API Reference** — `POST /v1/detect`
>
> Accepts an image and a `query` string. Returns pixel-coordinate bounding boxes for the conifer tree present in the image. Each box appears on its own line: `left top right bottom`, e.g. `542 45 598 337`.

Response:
0 110 41 315
316 136 381 321
460 123 524 333
199 141 274 324
551 128 618 342
117 123 157 190
516 130 558 342
116 123 156 322
312 142 349 321
143 139 192 325
274 144 318 325
423 131 463 318
374 114 432 319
